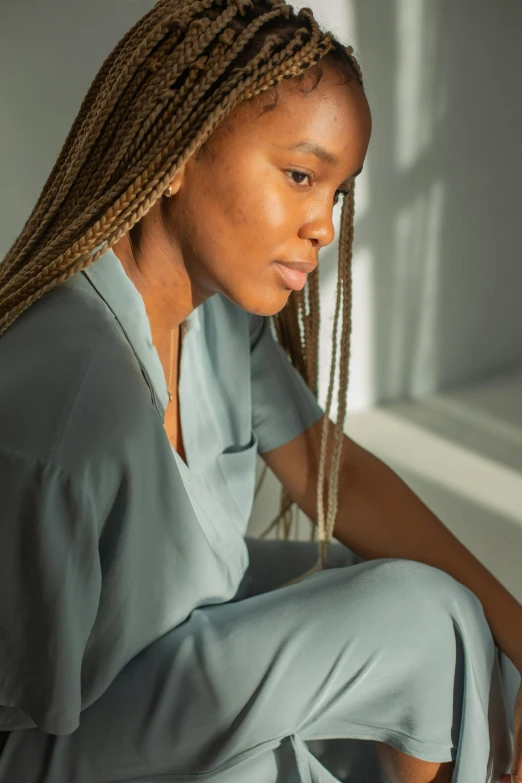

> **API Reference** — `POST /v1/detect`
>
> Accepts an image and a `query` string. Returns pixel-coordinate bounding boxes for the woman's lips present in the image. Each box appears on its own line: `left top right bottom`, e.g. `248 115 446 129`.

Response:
274 261 314 291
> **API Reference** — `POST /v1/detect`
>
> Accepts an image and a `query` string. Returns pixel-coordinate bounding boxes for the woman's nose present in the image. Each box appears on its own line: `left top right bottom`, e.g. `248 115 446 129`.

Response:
301 213 336 250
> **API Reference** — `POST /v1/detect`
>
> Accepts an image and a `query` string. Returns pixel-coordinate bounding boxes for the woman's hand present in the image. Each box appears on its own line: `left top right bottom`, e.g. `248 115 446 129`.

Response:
500 678 522 783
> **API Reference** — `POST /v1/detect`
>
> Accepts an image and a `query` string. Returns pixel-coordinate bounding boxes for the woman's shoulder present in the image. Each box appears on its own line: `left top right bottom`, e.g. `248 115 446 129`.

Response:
0 272 159 474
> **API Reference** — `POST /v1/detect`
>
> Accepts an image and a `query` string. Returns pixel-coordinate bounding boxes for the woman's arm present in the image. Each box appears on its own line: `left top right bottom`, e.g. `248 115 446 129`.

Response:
261 413 522 671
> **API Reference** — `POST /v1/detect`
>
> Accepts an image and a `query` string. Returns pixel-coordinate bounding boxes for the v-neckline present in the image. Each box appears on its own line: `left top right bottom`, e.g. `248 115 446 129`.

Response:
165 326 188 468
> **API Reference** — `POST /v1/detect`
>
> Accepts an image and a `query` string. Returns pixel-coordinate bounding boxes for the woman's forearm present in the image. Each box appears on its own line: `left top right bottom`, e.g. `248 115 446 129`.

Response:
333 442 522 671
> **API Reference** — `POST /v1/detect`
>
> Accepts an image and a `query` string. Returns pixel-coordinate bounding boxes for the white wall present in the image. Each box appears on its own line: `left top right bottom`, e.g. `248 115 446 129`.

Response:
295 0 522 414
0 0 154 239
2 0 521 414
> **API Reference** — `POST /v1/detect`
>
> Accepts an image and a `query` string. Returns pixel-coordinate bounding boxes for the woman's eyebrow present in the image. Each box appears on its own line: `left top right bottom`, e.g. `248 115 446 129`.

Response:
285 141 340 166
277 141 363 179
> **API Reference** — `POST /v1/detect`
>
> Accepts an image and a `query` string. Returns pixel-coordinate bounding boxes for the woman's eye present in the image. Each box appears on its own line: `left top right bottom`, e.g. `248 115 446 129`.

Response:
286 170 312 187
286 170 352 204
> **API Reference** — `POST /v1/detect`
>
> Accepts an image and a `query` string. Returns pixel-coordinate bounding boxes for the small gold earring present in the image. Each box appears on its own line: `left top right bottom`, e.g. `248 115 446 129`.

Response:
165 185 173 198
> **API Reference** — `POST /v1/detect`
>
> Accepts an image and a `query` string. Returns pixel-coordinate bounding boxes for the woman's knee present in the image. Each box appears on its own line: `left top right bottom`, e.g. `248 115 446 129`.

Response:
354 557 491 659
370 557 484 616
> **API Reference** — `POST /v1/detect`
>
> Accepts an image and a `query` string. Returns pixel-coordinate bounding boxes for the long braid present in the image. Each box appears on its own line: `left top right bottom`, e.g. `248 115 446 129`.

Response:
269 187 357 587
0 0 364 587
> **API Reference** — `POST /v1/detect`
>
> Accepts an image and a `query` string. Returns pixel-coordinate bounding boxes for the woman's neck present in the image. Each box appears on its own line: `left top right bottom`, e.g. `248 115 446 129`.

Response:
112 229 195 340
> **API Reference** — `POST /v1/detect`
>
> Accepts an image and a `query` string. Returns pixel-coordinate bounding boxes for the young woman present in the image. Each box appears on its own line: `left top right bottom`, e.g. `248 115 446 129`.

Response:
0 0 518 780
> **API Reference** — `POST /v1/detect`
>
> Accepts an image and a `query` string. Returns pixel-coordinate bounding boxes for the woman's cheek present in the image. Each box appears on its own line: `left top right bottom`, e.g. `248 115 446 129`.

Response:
256 188 292 235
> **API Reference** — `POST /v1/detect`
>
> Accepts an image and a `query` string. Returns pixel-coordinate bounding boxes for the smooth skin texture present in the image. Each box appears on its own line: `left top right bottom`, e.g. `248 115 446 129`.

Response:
114 58 370 465
112 62 459 782
113 61 370 358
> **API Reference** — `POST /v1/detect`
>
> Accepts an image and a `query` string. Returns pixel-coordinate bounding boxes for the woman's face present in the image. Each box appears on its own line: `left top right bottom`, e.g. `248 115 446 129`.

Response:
166 60 372 317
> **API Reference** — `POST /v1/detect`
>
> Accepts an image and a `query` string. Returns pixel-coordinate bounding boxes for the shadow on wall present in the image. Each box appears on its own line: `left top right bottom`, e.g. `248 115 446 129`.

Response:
313 0 522 413
0 0 156 255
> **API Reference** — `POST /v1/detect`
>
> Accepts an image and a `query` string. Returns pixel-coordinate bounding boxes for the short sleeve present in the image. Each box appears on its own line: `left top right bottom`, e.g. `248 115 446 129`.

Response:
0 447 102 735
249 314 324 453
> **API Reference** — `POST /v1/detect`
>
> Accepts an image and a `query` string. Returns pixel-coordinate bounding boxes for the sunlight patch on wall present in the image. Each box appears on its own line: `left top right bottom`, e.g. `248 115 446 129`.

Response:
394 0 447 171
386 180 445 399
318 244 375 417
294 0 356 45
409 180 445 397
348 246 375 413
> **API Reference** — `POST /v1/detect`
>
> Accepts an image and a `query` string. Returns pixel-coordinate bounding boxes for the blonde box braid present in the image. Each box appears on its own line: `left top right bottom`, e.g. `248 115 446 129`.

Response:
1 6 329 307
0 0 363 588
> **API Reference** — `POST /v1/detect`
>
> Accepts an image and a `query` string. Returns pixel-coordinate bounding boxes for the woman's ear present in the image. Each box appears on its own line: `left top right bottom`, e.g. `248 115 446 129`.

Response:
166 165 186 197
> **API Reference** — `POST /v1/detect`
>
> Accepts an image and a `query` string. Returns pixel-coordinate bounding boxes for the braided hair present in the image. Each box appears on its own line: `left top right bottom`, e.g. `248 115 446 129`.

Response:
0 0 364 587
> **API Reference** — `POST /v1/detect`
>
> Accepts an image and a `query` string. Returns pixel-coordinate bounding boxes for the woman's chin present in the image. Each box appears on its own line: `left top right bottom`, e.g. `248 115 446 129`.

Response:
219 271 294 317
238 288 292 318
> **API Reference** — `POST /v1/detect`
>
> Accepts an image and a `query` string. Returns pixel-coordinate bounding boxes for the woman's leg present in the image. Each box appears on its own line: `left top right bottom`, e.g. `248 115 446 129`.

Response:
0 539 512 783
246 536 460 782
245 535 512 783
375 741 455 782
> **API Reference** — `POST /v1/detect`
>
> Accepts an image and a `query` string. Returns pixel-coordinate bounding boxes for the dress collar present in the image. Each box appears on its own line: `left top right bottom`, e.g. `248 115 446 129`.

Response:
81 243 200 418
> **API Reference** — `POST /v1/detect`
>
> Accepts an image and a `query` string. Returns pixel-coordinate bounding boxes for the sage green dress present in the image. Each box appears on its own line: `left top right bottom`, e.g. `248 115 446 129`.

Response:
0 246 513 781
